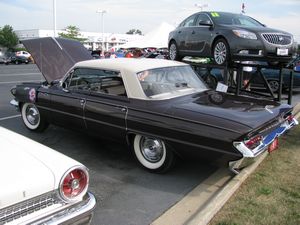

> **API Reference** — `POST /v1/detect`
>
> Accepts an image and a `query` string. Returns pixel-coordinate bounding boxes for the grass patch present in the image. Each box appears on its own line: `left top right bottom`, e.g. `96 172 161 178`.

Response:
210 126 300 225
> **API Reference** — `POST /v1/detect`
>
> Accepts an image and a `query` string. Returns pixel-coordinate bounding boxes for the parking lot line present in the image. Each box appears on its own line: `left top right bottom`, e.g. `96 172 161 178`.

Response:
0 80 42 84
0 115 21 121
0 73 41 77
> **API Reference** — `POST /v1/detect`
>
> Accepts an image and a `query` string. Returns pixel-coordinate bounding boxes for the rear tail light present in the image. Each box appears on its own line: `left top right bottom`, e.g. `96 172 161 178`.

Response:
59 166 89 202
286 115 295 123
244 135 262 150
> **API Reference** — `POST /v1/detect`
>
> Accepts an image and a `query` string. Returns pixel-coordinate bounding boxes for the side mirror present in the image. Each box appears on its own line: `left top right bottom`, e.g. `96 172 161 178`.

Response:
199 20 213 26
62 82 70 93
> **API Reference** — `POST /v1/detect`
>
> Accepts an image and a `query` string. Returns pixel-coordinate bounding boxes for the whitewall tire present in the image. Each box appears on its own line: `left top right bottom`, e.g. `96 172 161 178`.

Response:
133 134 175 173
21 103 48 132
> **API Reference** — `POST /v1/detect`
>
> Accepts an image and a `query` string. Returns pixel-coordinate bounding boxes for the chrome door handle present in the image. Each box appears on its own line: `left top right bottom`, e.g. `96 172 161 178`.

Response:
120 107 127 112
80 99 85 105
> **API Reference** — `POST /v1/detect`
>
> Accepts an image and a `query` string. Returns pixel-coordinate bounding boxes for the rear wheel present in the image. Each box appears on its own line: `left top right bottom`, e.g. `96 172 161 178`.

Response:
169 41 183 61
267 80 280 92
133 134 175 173
213 38 230 65
21 103 49 132
205 74 218 89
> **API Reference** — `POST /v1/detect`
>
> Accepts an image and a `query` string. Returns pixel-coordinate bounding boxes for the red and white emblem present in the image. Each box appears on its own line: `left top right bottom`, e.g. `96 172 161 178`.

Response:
29 88 36 102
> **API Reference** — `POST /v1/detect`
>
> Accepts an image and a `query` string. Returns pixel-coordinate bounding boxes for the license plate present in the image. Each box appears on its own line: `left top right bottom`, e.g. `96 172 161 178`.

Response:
268 137 279 153
277 48 288 56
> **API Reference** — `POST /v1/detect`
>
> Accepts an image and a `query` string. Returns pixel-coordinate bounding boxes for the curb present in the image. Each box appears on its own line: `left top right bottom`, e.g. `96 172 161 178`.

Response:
188 102 300 225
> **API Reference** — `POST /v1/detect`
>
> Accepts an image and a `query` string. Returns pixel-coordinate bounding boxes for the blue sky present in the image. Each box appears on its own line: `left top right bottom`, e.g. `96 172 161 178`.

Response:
0 0 299 41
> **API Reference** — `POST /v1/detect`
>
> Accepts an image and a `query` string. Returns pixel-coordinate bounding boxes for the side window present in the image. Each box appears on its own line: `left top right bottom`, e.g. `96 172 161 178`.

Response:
182 15 197 27
68 68 127 97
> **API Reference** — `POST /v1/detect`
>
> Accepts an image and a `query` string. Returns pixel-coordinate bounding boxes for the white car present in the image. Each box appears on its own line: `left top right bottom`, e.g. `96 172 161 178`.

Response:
15 51 31 58
0 127 96 224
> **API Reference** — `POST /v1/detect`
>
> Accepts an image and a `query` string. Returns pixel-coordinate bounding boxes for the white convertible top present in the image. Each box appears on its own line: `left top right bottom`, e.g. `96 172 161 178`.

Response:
74 58 187 73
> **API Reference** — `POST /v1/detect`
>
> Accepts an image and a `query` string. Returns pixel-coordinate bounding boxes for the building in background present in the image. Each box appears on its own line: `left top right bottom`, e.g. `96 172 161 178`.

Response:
15 29 142 51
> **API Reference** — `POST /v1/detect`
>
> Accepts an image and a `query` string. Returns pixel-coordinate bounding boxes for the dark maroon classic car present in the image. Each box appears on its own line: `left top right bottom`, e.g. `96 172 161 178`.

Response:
11 38 298 173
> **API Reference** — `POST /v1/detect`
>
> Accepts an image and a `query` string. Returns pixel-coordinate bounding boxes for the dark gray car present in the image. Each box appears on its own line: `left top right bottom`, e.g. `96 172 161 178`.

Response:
168 11 296 65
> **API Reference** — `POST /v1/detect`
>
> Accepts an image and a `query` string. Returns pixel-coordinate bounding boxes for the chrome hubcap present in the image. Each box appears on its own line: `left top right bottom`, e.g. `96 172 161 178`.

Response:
214 42 227 65
26 105 40 125
169 44 177 60
140 137 164 163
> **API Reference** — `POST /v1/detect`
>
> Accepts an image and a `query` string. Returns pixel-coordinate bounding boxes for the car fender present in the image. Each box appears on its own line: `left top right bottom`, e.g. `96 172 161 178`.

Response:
15 83 42 104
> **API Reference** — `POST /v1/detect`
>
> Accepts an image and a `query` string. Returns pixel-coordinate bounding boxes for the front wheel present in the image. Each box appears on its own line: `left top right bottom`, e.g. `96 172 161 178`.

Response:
133 134 175 173
21 103 49 132
213 39 230 65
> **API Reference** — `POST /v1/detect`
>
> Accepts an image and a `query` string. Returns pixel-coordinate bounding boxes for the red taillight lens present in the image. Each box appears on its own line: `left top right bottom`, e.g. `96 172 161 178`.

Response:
245 135 262 149
286 115 294 123
60 167 88 202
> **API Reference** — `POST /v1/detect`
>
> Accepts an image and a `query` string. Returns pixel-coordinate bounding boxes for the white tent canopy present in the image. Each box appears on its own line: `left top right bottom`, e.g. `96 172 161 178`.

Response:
115 22 175 49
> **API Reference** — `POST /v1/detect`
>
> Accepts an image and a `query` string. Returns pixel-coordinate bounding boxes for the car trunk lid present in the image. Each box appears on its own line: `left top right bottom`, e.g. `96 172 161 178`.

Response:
169 91 292 133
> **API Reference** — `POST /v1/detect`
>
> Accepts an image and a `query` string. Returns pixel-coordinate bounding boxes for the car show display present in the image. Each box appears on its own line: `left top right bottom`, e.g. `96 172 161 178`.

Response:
168 11 296 65
9 37 298 174
0 126 96 224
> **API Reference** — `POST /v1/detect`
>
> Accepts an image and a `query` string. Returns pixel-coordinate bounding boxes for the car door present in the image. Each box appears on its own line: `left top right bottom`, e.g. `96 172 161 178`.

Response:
49 69 89 130
186 13 214 56
175 14 198 52
78 68 128 140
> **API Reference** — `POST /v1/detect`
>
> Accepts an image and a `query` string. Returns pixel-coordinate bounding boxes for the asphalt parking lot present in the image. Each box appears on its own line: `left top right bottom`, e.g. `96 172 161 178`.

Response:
1 64 300 225
0 64 219 225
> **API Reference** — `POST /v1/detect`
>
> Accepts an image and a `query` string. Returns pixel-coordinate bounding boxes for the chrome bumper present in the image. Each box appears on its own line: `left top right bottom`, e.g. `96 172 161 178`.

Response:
10 99 19 110
230 117 298 174
18 192 96 225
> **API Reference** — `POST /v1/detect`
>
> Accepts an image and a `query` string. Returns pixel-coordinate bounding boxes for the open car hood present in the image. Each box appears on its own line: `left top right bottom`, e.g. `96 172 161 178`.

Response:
22 37 93 83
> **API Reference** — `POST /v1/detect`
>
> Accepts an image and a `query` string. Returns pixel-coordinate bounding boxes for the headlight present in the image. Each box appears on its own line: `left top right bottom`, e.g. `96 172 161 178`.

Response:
59 166 89 203
233 30 257 40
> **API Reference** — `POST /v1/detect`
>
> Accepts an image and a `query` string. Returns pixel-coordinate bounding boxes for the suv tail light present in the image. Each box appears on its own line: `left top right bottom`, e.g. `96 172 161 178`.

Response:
59 166 89 202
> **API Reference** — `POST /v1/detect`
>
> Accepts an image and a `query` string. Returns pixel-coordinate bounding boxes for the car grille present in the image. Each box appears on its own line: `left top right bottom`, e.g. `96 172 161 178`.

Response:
0 191 64 224
261 33 292 46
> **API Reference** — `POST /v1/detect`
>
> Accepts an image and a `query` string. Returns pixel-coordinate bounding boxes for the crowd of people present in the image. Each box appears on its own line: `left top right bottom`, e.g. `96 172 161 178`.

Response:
91 48 168 59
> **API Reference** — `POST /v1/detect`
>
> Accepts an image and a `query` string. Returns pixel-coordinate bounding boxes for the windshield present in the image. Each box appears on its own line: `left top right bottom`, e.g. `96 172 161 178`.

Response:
137 66 208 99
211 12 264 28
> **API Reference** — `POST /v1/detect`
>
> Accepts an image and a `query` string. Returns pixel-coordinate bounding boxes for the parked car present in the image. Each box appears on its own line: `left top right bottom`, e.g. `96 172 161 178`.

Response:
0 126 96 224
15 50 31 58
11 37 298 174
168 11 296 65
197 66 300 92
5 55 30 65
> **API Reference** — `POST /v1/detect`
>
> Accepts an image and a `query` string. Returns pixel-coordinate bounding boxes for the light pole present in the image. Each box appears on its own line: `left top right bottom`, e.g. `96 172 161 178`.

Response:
53 0 57 37
194 3 208 11
96 9 107 55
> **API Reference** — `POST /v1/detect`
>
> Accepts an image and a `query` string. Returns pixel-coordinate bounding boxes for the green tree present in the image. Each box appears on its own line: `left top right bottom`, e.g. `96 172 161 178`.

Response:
126 29 142 35
0 25 19 50
58 25 87 42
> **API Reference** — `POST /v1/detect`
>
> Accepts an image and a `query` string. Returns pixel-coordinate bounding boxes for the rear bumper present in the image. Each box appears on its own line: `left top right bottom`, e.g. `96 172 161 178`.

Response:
230 117 298 174
18 192 96 225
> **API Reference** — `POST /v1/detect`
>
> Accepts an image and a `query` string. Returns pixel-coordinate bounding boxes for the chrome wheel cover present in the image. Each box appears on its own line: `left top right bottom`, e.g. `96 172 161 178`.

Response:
214 42 227 65
140 137 164 163
26 104 40 126
169 43 177 60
